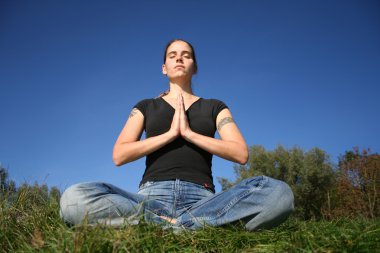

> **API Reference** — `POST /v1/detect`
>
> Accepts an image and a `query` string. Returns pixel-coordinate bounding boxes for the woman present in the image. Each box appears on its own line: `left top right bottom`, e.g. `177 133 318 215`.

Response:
60 39 294 230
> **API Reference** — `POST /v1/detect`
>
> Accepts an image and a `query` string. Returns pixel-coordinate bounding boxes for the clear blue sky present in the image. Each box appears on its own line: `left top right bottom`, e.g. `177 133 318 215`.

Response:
1 0 379 193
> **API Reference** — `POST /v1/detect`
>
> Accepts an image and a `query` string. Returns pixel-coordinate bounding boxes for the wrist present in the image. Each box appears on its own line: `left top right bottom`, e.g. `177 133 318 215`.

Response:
166 129 179 142
182 129 195 142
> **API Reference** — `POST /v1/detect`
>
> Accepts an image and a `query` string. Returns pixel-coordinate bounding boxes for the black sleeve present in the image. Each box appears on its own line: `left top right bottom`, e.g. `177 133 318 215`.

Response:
133 99 151 117
212 99 229 122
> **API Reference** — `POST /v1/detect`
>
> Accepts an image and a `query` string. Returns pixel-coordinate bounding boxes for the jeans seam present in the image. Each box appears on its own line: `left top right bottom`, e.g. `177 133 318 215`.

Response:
189 176 268 222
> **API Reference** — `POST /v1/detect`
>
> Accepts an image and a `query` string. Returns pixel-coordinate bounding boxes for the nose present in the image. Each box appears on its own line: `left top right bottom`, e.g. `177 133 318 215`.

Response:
176 55 183 62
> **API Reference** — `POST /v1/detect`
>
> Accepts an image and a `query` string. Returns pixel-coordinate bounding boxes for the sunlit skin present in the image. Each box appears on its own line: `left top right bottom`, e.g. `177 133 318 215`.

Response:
162 40 196 84
113 40 249 224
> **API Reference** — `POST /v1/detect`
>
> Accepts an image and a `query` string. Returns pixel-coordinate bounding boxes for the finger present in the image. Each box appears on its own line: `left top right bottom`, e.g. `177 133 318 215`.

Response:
176 94 180 111
180 93 185 110
176 95 181 121
178 94 183 116
179 94 183 110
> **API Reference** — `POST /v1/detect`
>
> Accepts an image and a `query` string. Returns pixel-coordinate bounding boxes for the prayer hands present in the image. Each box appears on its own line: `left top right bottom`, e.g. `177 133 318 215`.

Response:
169 93 192 140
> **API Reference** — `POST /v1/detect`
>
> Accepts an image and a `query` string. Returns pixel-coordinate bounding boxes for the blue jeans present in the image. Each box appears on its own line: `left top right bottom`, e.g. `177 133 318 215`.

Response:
60 176 294 231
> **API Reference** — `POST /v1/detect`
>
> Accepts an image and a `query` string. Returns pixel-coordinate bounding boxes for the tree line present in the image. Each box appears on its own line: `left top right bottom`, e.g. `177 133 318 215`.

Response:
1 145 379 221
0 167 61 208
218 145 379 220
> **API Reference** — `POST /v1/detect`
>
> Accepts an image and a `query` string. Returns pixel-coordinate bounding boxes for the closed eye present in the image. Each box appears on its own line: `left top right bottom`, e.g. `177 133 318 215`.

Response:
182 52 192 58
167 52 176 58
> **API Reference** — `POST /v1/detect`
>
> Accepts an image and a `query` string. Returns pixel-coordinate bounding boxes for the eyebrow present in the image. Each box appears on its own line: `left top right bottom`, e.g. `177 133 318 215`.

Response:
167 50 192 56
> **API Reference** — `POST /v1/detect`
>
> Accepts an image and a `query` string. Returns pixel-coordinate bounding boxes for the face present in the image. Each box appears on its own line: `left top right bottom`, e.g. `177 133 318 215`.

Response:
162 41 196 79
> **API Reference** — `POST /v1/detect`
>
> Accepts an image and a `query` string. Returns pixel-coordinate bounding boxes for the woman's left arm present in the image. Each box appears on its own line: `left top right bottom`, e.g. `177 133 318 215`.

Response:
181 103 249 165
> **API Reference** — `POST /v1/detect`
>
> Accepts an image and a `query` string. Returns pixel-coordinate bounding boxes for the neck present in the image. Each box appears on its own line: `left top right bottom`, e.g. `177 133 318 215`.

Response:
166 81 194 99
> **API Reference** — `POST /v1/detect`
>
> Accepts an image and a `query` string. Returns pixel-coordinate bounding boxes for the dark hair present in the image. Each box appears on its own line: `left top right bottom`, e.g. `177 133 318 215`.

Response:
163 39 198 74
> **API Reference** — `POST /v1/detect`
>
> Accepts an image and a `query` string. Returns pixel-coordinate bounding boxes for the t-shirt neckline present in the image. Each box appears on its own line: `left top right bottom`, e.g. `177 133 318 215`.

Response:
159 97 202 112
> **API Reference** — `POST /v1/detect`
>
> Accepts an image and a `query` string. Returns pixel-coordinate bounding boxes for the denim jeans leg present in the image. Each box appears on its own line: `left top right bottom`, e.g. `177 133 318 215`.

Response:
176 176 294 231
60 182 169 226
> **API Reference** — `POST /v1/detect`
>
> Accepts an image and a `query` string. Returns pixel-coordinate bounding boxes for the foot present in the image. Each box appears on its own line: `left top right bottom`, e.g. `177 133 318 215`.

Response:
159 216 177 224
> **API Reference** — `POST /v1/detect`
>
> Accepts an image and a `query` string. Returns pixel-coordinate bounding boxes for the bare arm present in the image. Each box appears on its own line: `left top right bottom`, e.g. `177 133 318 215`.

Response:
113 95 248 166
112 107 180 166
178 95 248 165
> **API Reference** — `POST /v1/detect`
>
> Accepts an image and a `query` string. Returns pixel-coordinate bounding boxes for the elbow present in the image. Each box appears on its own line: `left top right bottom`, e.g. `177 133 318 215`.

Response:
112 147 127 166
113 155 131 166
237 155 248 165
113 160 123 167
237 145 249 165
113 154 123 167
113 142 137 166
113 147 135 166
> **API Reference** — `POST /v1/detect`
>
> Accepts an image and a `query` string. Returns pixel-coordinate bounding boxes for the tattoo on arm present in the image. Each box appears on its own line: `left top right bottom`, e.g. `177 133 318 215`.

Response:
129 108 139 119
217 117 234 131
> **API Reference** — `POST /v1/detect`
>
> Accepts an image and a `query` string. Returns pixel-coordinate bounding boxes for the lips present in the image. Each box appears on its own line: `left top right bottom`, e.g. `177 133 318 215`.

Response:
175 65 185 69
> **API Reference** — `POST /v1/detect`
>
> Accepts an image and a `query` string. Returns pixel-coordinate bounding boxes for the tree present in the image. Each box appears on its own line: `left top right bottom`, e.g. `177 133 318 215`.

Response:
0 165 9 192
0 165 16 194
323 148 380 218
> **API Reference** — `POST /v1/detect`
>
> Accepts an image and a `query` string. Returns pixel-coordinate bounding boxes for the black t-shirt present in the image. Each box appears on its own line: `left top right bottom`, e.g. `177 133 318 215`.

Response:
134 97 228 192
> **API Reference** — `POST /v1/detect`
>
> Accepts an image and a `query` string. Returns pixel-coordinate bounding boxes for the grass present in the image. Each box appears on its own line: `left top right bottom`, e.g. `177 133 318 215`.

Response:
0 186 379 252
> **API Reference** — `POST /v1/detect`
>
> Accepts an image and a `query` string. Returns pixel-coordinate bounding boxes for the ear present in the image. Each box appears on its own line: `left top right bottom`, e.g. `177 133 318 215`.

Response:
162 64 167 75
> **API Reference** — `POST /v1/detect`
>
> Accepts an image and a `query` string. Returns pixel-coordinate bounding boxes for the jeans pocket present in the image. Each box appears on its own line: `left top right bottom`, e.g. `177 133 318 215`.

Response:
138 181 155 191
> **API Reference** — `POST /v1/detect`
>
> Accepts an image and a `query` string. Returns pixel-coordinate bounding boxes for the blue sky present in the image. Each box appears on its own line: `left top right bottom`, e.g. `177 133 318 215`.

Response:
1 0 379 193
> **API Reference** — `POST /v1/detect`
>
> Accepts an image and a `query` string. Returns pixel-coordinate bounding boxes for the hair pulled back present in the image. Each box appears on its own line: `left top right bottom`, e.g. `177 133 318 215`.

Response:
158 39 198 98
163 39 198 75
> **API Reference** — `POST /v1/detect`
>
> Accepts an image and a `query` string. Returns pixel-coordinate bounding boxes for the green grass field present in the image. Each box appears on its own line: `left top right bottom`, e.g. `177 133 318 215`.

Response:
1 187 379 252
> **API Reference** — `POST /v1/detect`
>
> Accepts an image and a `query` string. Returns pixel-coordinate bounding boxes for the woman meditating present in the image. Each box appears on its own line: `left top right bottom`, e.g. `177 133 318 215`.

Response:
60 39 294 230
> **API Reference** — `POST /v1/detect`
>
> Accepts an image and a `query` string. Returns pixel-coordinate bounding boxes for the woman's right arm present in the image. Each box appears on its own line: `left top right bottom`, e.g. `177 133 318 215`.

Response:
113 108 179 166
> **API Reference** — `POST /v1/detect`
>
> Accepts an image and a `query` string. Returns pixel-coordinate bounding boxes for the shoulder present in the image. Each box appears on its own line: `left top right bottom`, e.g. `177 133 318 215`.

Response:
133 98 160 116
201 98 229 110
134 98 155 107
200 98 229 119
134 97 162 108
200 98 222 103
